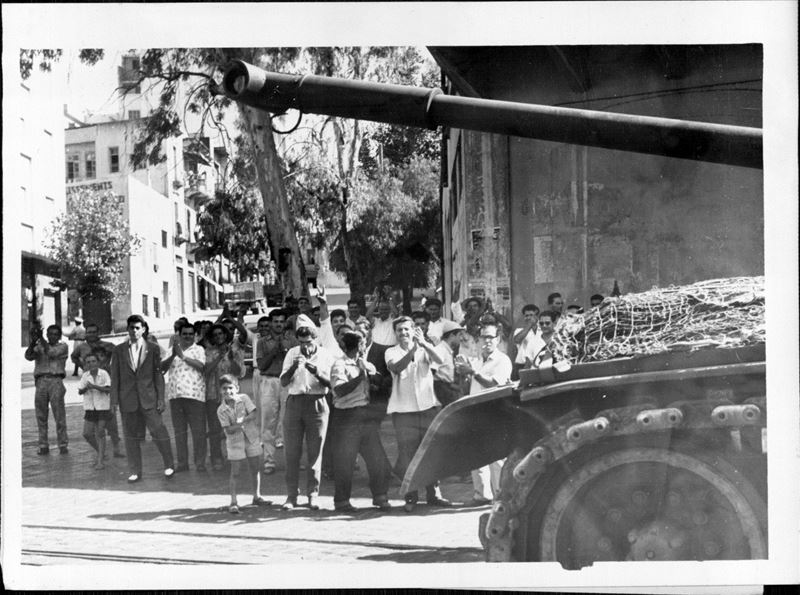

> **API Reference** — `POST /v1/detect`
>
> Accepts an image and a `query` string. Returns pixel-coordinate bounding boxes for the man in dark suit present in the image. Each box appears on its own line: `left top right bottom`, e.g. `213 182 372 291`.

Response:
110 314 174 483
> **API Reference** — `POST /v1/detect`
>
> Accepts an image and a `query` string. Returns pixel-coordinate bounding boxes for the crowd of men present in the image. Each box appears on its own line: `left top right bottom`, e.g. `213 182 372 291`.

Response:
25 287 602 513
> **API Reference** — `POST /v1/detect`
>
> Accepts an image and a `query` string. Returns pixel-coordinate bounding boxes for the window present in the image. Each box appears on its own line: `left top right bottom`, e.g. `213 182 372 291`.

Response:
85 152 96 179
142 294 149 315
161 230 168 248
128 110 140 120
186 209 192 240
109 147 119 173
66 153 80 182
153 297 160 318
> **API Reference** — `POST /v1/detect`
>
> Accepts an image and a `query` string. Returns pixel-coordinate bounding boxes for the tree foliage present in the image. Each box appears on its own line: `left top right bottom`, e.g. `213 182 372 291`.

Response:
194 188 273 280
20 49 104 80
45 190 141 301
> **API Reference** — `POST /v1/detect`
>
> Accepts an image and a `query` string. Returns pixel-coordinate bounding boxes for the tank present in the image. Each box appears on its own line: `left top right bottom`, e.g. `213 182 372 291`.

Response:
219 61 767 566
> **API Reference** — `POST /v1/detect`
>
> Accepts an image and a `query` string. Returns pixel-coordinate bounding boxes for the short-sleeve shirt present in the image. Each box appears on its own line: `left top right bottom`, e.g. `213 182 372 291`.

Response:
514 327 546 365
78 369 111 411
217 394 260 449
72 339 115 371
385 345 440 414
330 356 370 409
371 318 397 346
281 345 336 395
204 343 245 401
468 349 513 395
28 341 69 378
166 343 206 402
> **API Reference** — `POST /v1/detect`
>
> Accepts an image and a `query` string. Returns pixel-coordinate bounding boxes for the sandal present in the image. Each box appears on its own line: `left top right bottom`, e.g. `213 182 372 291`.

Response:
229 504 240 514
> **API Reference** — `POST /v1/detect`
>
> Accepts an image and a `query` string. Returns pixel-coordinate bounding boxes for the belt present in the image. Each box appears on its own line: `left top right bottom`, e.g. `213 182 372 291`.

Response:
36 373 65 379
288 393 325 398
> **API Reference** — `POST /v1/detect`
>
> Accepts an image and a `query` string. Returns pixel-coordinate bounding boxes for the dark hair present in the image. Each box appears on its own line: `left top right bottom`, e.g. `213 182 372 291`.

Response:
522 304 539 315
256 316 269 326
219 373 238 387
425 298 442 308
392 316 413 330
330 309 347 321
268 309 286 320
356 318 372 331
84 352 100 362
539 310 559 322
547 293 562 305
340 331 363 352
465 297 482 308
127 314 146 327
411 310 430 323
44 324 61 336
177 321 196 334
210 323 232 343
84 322 99 332
480 321 500 336
567 304 583 313
298 296 310 304
193 321 204 333
591 294 604 302
296 325 317 340
347 299 360 308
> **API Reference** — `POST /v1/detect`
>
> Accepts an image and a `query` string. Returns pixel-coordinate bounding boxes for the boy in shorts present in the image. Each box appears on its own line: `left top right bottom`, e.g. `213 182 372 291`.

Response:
217 374 272 514
77 353 112 469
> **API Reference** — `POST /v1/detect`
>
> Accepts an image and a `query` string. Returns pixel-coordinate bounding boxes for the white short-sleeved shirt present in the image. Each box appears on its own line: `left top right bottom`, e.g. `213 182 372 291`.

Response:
330 356 371 409
514 327 546 365
371 318 397 346
281 345 336 395
427 318 445 345
79 369 111 411
385 345 440 414
166 343 207 402
468 349 513 395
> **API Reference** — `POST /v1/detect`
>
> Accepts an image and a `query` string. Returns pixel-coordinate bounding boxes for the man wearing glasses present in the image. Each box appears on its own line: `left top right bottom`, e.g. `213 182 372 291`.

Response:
455 321 512 506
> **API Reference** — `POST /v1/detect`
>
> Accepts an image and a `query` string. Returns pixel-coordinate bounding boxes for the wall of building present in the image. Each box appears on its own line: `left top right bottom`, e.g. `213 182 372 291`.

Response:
442 45 763 320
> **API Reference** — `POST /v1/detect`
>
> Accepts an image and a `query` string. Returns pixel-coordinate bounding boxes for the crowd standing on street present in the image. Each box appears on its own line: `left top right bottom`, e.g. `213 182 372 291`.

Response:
30 285 607 513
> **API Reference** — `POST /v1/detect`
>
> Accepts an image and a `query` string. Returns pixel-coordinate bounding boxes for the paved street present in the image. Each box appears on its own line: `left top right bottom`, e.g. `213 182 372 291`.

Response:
16 370 487 566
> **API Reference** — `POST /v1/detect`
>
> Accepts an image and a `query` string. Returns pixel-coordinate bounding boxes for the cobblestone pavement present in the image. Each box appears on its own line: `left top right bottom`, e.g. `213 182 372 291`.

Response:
16 373 487 566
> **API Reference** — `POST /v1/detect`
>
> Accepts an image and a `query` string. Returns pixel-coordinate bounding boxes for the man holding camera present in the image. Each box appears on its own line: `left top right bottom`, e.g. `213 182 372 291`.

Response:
25 324 70 455
279 323 335 511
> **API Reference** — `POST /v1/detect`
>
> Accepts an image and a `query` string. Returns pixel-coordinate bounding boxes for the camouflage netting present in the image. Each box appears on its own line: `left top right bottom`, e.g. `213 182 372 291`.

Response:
549 276 765 364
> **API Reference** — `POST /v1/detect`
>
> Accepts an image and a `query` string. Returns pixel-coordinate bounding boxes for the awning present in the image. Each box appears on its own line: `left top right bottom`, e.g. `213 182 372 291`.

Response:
197 272 223 291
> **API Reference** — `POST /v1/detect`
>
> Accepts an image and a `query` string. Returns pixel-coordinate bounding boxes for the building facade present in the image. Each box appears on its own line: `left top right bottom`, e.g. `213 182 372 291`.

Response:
14 64 69 346
432 45 763 321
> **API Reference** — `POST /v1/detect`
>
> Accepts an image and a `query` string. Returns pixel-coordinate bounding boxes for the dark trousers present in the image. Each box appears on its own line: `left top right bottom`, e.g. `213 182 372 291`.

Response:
204 399 224 463
34 376 68 448
107 408 122 448
284 394 329 499
169 398 207 468
433 379 462 407
321 393 335 473
331 405 391 506
121 407 174 475
392 408 441 503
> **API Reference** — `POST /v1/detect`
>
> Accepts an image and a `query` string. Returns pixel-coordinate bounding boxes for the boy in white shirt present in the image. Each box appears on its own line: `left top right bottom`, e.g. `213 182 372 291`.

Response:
77 353 112 469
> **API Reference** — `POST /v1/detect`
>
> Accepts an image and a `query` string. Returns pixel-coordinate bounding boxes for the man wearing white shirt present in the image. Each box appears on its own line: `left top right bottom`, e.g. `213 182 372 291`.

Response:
279 324 335 511
455 322 512 506
512 304 545 375
385 316 450 512
424 298 445 344
432 320 464 406
369 300 398 347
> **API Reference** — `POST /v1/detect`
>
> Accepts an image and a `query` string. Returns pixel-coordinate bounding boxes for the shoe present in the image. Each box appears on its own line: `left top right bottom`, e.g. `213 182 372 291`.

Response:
127 474 141 483
59 446 69 454
373 497 392 512
262 465 276 475
164 467 175 478
335 503 358 513
229 504 240 514
252 496 272 506
307 496 319 511
281 499 297 511
464 497 492 507
426 497 452 507
37 447 50 456
174 464 189 473
403 501 416 513
275 440 284 449
196 464 207 472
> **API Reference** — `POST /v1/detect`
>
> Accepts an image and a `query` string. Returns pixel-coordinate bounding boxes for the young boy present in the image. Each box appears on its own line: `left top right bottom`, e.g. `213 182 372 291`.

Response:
216 374 271 514
77 353 112 469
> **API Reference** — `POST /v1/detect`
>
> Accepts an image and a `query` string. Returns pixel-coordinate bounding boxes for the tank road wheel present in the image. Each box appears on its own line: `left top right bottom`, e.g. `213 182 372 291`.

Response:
521 443 767 568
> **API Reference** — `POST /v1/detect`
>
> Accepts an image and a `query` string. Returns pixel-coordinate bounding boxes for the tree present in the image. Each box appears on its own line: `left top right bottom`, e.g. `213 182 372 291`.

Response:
45 190 142 302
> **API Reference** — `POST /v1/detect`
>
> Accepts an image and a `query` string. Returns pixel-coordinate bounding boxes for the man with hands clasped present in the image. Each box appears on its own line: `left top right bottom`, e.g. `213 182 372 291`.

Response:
385 317 451 513
279 324 335 511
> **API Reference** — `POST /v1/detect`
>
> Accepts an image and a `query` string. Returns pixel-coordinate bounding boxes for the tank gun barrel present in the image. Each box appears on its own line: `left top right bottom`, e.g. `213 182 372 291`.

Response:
222 60 762 169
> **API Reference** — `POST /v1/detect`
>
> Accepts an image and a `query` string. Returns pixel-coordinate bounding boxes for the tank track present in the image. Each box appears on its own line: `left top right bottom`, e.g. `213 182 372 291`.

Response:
479 396 766 562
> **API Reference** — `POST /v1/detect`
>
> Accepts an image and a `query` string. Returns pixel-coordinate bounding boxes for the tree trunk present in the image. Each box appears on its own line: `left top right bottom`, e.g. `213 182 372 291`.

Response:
239 104 307 297
401 284 414 316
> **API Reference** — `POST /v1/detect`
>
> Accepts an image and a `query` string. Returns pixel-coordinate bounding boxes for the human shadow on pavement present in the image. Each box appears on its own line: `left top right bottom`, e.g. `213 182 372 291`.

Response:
358 548 485 563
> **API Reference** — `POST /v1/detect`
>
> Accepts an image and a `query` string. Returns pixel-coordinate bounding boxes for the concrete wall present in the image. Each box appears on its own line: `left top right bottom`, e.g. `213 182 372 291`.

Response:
442 45 763 319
